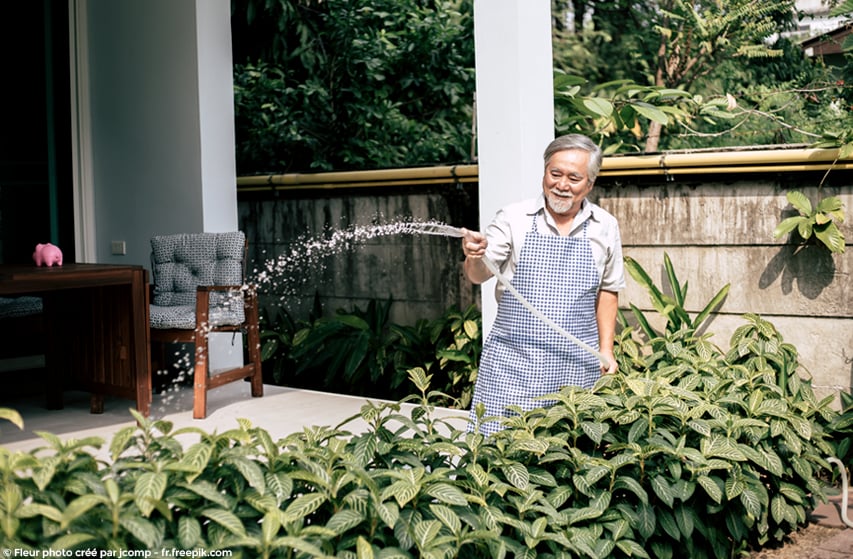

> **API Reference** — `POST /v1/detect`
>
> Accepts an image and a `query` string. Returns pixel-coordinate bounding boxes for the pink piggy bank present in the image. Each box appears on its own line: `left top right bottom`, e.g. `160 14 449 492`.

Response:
33 243 63 267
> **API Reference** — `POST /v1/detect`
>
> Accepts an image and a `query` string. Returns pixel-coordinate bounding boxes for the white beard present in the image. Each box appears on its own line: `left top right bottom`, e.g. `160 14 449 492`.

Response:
547 190 575 214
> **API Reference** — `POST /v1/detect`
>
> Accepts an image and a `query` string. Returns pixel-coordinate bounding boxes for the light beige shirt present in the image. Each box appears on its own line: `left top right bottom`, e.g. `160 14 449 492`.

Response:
483 194 626 302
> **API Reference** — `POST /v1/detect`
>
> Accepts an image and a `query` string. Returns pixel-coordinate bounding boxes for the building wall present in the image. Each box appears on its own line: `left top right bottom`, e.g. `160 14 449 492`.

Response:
80 0 237 266
239 170 853 405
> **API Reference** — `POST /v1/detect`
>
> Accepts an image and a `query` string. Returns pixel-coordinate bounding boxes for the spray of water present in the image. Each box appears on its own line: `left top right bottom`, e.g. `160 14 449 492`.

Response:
253 218 610 368
153 217 610 413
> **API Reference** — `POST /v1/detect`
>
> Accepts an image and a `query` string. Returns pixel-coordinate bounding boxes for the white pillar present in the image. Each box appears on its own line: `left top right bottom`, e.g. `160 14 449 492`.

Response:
473 0 554 335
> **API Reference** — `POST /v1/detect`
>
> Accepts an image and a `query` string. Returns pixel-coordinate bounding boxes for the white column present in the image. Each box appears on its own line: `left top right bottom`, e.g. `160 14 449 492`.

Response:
473 0 554 335
196 0 239 232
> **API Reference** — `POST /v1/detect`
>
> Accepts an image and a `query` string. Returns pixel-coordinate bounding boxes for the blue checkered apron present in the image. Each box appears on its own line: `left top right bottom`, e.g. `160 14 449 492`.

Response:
469 217 601 434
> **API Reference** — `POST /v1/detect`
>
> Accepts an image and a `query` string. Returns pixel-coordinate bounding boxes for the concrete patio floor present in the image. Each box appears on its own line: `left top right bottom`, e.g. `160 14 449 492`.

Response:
0 381 469 458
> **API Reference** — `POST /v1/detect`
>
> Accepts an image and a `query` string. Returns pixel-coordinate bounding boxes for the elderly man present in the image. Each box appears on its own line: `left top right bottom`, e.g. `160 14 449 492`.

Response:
461 134 625 434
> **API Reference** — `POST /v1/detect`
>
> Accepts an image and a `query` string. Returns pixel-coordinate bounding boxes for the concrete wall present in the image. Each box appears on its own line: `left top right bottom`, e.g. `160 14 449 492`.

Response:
239 170 852 405
239 184 480 325
595 172 852 405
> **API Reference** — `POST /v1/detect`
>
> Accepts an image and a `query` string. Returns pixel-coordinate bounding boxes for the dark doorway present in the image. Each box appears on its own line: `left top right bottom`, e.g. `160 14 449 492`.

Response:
0 0 73 265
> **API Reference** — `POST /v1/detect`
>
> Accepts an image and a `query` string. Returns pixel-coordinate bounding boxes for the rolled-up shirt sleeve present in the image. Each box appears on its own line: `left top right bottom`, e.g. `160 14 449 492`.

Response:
598 219 626 292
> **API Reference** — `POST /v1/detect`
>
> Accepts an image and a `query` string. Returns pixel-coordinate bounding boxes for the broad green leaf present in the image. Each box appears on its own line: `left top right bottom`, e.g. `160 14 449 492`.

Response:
463 319 479 339
384 480 418 508
120 514 160 548
178 516 202 549
740 487 763 519
269 535 329 556
697 475 723 504
798 220 814 240
413 519 442 549
631 102 669 124
583 97 614 117
0 408 23 429
283 492 327 522
787 190 812 215
636 502 657 539
424 483 468 507
658 508 681 540
135 471 167 517
773 215 803 239
376 501 399 530
61 494 108 528
814 221 846 253
616 539 651 558
49 533 96 550
674 504 694 539
326 509 364 535
182 480 235 509
815 195 844 214
502 463 530 490
613 475 649 505
201 507 247 537
430 504 462 535
357 535 375 559
466 463 488 487
651 476 674 508
580 421 608 444
265 472 294 502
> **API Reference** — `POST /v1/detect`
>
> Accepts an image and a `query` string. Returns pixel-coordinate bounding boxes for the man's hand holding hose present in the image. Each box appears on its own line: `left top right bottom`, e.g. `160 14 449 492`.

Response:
460 228 493 285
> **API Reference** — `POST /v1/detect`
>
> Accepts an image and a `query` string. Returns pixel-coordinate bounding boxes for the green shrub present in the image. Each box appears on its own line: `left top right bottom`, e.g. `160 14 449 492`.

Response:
0 343 839 558
828 390 853 469
261 298 481 408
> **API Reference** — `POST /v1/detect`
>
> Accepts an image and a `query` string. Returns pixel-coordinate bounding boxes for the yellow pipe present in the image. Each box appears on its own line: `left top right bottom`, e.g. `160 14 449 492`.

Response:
238 176 479 193
601 147 845 171
604 162 853 177
237 164 478 188
236 148 850 191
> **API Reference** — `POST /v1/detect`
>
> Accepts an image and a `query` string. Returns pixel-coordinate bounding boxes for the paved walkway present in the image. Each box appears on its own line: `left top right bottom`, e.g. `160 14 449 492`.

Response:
810 490 853 558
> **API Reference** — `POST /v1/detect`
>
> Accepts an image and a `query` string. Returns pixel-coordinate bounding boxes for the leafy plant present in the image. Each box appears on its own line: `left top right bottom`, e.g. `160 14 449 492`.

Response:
261 298 481 408
828 390 853 469
0 335 840 557
773 190 846 254
553 74 694 153
0 407 23 430
289 297 406 398
231 0 476 173
258 295 320 385
623 252 731 338
392 304 481 408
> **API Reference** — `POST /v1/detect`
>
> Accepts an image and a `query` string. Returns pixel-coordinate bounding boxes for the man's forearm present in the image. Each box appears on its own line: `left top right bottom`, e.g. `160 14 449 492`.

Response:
463 256 493 284
596 290 619 352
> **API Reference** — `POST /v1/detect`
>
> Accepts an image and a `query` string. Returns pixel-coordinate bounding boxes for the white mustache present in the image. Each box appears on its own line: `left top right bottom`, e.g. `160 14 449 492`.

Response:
549 188 572 198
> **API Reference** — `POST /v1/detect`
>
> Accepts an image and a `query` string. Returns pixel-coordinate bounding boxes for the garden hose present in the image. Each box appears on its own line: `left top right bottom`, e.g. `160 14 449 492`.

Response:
827 457 852 528
405 221 612 370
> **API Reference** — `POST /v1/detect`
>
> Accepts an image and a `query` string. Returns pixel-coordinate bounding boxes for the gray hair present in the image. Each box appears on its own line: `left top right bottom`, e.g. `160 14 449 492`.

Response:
543 134 603 184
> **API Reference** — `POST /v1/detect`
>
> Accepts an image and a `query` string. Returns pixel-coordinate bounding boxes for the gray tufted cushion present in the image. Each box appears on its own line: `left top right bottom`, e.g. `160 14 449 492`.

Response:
0 296 43 319
150 232 247 329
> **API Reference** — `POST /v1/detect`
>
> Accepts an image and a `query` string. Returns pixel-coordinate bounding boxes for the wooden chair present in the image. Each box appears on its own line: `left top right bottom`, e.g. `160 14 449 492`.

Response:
149 231 262 418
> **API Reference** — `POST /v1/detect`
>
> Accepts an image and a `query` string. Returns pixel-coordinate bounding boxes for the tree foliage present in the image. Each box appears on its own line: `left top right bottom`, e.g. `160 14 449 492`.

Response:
231 0 475 174
550 0 853 153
